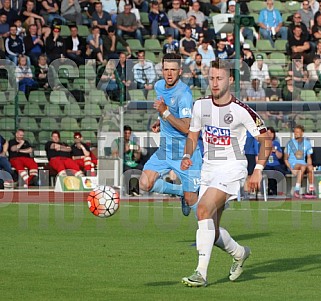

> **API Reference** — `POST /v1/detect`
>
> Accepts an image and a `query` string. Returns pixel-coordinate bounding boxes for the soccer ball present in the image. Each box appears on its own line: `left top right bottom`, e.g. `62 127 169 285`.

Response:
87 186 120 218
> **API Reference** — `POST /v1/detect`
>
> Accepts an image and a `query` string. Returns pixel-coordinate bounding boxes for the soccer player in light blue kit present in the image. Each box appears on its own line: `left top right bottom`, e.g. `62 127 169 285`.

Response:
284 124 316 198
139 53 202 216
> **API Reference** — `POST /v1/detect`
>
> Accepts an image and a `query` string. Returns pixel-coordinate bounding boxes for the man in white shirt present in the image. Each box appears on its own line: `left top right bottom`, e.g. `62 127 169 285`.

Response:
250 54 270 87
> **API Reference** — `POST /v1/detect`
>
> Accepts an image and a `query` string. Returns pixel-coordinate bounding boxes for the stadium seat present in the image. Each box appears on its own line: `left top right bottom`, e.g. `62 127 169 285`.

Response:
269 52 287 65
58 64 79 79
273 1 285 13
60 25 70 37
72 78 93 91
126 39 143 51
40 117 60 131
256 39 275 53
84 103 102 117
79 64 96 79
17 91 28 105
248 1 265 13
77 25 90 37
129 89 146 100
284 1 300 13
147 89 157 101
50 90 70 104
19 117 39 131
3 104 22 116
0 117 15 131
23 103 45 116
28 91 48 104
140 12 149 26
243 40 256 52
0 91 7 104
81 131 97 145
38 131 51 145
1 131 13 140
269 65 286 78
300 90 316 101
60 131 74 144
86 89 108 105
44 104 65 116
144 39 162 53
80 117 99 130
145 51 157 63
64 103 83 117
191 89 203 100
60 117 80 131
274 40 288 53
24 131 36 145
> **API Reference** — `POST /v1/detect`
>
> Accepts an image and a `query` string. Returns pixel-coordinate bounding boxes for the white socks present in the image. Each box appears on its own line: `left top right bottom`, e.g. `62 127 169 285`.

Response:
196 219 215 280
214 227 245 260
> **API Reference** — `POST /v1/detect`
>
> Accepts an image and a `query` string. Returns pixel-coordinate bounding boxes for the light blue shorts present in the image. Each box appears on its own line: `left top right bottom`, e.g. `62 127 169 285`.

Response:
143 148 202 192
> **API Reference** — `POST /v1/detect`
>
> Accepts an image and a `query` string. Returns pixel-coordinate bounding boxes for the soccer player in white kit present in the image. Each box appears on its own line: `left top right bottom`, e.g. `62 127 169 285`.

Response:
181 60 272 286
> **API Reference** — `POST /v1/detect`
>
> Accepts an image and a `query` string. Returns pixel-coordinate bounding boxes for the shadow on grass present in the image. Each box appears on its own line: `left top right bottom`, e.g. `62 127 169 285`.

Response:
144 281 178 287
215 253 321 284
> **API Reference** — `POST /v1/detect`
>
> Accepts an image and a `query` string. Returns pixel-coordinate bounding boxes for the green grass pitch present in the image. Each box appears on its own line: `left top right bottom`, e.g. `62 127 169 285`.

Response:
0 199 321 301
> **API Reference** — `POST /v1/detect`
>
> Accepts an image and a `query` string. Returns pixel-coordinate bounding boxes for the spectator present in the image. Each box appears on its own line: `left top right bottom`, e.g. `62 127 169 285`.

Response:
265 76 282 101
41 0 65 26
46 25 65 62
118 0 143 28
263 127 287 196
97 59 119 100
21 0 45 33
15 55 37 94
282 76 301 101
116 52 133 99
86 26 105 65
239 56 251 100
314 0 321 23
102 25 131 60
133 0 149 13
201 19 215 42
190 53 208 91
306 55 321 89
258 0 287 47
0 133 13 188
168 0 188 39
14 18 25 38
214 37 235 60
116 3 143 46
311 13 321 43
0 13 9 38
242 43 255 67
60 0 83 25
8 129 39 188
149 1 174 39
133 50 156 98
250 54 270 87
83 0 97 22
111 125 142 196
309 0 319 15
71 132 97 176
287 13 309 46
246 78 266 101
24 24 44 66
187 15 203 41
187 1 205 27
297 0 314 33
179 27 197 62
5 24 25 64
284 124 316 198
228 1 254 44
45 130 84 177
92 2 112 36
288 25 312 63
0 0 19 26
65 25 85 66
163 33 179 54
35 54 49 89
100 0 118 24
287 54 308 88
197 38 215 67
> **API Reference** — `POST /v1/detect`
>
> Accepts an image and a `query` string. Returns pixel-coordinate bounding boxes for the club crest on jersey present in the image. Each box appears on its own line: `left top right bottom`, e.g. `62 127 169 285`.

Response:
170 97 175 105
224 113 233 124
204 125 231 145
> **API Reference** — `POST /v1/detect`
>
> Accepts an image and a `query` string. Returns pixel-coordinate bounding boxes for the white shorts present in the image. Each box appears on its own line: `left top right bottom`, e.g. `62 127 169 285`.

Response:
199 161 248 202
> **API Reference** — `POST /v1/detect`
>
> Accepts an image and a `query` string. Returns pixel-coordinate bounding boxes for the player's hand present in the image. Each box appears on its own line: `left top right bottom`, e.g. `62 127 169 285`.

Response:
248 169 262 192
180 158 193 170
153 97 167 115
54 143 61 151
151 120 160 133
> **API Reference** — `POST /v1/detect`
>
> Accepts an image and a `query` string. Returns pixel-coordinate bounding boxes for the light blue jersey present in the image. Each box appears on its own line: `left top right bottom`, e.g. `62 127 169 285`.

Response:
144 79 202 193
285 137 313 168
155 79 194 160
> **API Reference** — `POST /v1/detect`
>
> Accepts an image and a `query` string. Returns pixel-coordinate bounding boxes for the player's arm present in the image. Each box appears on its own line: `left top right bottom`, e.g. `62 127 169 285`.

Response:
249 131 272 191
181 130 200 170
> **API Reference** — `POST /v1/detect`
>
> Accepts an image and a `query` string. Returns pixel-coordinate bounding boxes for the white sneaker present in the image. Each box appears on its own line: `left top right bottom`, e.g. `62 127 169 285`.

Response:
229 246 251 281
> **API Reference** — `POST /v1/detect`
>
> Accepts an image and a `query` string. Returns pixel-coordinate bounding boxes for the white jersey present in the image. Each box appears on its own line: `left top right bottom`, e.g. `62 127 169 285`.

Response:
190 95 267 167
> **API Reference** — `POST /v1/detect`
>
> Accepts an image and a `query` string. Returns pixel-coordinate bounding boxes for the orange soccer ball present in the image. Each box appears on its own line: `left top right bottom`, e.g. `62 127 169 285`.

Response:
87 186 120 218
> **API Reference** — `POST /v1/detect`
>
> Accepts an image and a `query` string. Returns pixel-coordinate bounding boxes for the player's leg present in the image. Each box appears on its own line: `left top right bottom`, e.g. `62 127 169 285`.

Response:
139 152 183 196
182 187 227 287
292 164 306 197
304 164 317 198
10 158 29 187
24 158 39 186
49 157 67 177
64 158 84 177
213 209 251 281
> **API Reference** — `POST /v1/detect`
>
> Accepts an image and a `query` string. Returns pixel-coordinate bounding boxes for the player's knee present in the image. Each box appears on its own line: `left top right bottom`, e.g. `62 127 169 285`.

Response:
139 177 152 192
197 203 210 220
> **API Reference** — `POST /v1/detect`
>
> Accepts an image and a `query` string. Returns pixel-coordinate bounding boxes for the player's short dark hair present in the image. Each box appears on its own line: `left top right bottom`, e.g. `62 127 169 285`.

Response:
294 124 305 132
162 53 182 68
210 59 233 77
124 125 132 132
